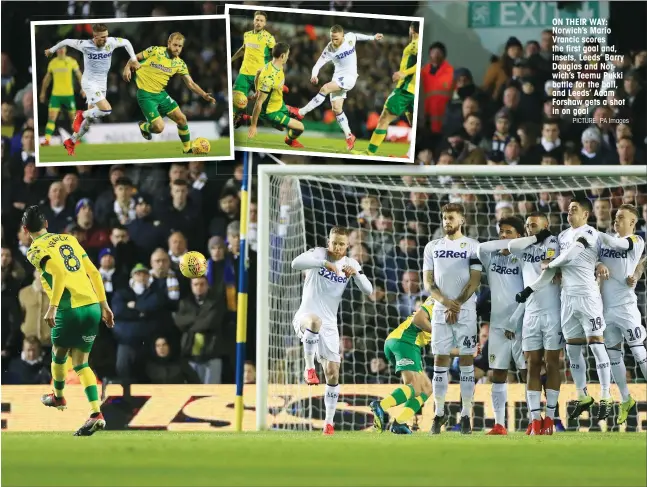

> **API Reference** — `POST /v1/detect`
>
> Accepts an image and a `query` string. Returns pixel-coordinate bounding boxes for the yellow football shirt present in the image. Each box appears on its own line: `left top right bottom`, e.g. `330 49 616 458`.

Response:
256 61 285 114
135 46 189 94
396 39 419 95
386 296 432 347
26 233 99 310
47 56 79 96
240 30 276 76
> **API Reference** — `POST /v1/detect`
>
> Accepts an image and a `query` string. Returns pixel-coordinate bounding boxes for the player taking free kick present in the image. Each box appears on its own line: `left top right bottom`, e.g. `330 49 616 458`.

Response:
298 25 383 151
248 43 306 149
45 23 139 156
122 32 216 154
291 227 373 435
22 205 114 436
370 297 433 435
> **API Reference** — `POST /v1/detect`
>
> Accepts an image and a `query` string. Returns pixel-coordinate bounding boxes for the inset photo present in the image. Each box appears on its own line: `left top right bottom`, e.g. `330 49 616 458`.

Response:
227 4 423 162
31 15 233 166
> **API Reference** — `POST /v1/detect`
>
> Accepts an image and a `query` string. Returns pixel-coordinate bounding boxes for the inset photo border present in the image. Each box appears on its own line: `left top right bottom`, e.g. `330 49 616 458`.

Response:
30 15 234 167
226 3 424 163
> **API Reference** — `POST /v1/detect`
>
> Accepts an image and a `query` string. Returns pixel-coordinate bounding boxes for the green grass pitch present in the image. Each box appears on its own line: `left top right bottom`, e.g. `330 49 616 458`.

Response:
38 139 231 163
234 130 410 158
2 431 645 486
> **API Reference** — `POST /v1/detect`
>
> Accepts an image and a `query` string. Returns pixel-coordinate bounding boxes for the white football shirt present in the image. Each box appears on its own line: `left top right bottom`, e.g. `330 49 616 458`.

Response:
477 248 524 328
600 234 645 306
294 247 361 328
48 37 136 90
313 32 374 80
423 236 482 312
510 235 561 316
557 225 602 297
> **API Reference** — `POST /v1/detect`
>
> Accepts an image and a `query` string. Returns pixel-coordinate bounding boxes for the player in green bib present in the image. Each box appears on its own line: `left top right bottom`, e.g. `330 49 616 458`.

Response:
122 32 215 154
370 297 433 434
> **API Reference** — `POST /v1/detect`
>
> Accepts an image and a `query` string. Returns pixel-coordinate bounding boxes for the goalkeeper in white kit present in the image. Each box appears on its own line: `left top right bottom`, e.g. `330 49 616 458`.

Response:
596 204 646 425
45 23 140 156
291 226 373 435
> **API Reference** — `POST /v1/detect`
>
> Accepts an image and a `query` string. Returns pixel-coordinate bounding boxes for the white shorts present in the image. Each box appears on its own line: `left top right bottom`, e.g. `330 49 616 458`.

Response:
329 74 357 101
83 84 107 106
293 318 340 364
603 304 645 346
522 312 563 352
561 294 606 340
488 327 526 370
431 307 477 356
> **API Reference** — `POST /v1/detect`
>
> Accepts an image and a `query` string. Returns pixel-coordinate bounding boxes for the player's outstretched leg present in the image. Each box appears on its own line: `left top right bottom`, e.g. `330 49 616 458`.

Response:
299 315 321 385
607 345 634 425
42 349 68 410
284 119 305 149
565 342 594 420
298 91 327 118
167 108 192 153
588 339 612 421
71 349 105 436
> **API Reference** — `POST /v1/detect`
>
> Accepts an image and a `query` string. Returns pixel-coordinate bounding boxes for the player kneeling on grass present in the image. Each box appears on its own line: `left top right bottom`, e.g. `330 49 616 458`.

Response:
291 227 373 435
22 205 114 436
122 32 216 154
355 22 419 157
370 298 433 435
248 43 306 149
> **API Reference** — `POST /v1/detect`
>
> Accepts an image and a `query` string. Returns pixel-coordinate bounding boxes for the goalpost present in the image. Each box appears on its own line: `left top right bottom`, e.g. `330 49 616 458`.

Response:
256 165 647 432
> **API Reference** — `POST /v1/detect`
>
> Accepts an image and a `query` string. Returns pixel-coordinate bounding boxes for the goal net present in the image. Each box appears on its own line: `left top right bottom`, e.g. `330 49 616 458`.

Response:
256 165 647 433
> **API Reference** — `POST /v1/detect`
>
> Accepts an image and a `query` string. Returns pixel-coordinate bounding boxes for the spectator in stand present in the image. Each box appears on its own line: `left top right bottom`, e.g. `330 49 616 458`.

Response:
8 128 36 176
243 361 256 384
624 69 646 142
501 85 522 128
397 270 426 320
126 193 168 263
443 95 481 139
421 42 453 150
18 269 51 350
41 181 74 233
74 198 109 261
528 119 563 165
155 178 203 249
357 194 381 229
107 225 138 277
97 247 128 305
144 336 200 385
580 127 608 165
205 236 237 318
616 137 640 165
383 234 420 292
168 231 188 272
209 188 240 238
593 198 613 233
94 165 126 226
62 172 81 207
4 336 51 385
340 329 369 384
366 354 399 384
502 135 524 165
110 177 137 227
173 276 227 384
149 247 183 330
371 211 397 261
483 36 523 102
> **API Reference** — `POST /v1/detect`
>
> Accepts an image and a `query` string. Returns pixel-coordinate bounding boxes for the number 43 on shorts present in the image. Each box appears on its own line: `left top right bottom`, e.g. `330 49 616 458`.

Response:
463 335 477 349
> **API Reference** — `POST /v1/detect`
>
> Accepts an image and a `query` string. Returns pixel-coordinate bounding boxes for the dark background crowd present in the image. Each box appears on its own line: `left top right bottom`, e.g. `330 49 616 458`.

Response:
1 2 646 396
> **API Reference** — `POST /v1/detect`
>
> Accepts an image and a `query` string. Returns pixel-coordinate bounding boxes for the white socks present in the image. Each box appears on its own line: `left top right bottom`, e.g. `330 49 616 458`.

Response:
299 92 326 117
459 365 475 417
630 344 647 380
566 344 588 397
608 348 630 402
324 383 339 425
82 107 111 119
545 389 559 420
527 390 542 421
302 328 319 370
491 382 506 426
72 108 111 142
433 366 448 416
589 343 611 400
335 111 352 138
71 119 91 142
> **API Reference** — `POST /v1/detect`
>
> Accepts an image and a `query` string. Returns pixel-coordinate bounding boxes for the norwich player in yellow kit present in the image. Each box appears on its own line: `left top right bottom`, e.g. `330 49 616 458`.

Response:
22 205 114 436
370 296 433 435
355 22 420 157
39 46 84 145
122 32 216 154
248 43 305 149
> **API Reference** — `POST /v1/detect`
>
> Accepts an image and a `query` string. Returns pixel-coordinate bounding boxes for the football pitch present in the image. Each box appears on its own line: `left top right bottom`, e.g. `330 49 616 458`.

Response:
2 431 646 486
234 131 410 158
38 139 231 163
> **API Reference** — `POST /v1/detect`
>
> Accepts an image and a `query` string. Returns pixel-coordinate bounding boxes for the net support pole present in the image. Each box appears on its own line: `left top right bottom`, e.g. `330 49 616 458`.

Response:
235 151 252 432
256 160 271 431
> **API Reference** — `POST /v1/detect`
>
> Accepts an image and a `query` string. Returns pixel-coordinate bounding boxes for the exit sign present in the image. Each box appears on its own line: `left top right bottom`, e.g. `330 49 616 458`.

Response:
468 1 600 28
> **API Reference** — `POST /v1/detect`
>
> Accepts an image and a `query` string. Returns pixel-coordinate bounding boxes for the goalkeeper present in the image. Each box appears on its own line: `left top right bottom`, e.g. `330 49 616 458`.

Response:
370 297 433 434
122 32 215 154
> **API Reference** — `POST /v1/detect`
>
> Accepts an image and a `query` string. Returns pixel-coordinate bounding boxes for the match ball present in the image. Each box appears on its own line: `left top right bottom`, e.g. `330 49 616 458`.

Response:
179 251 207 278
233 91 248 110
192 137 211 155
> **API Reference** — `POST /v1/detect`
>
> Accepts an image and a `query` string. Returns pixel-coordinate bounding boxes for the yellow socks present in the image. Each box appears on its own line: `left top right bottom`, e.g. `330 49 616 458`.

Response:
380 384 415 410
74 363 101 414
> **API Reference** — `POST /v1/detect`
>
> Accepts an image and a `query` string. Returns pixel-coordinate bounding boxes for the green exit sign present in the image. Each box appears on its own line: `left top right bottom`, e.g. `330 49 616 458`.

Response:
468 1 600 28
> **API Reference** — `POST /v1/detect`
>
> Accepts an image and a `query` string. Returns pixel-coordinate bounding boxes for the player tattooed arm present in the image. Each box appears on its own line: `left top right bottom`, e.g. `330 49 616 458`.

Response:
456 269 481 305
182 75 216 104
248 90 268 139
627 255 647 287
423 270 460 312
412 306 432 333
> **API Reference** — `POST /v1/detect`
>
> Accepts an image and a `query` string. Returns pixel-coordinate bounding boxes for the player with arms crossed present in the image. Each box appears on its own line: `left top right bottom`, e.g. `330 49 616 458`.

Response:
595 204 646 424
475 216 527 436
423 203 482 435
517 198 630 422
298 25 383 151
248 43 306 149
123 32 216 154
39 46 84 145
357 22 419 157
291 226 373 435
510 212 563 435
370 296 433 435
22 205 114 436
45 23 139 156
